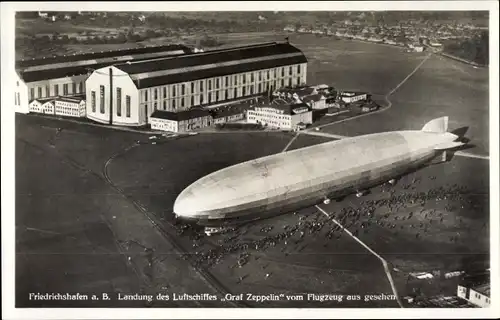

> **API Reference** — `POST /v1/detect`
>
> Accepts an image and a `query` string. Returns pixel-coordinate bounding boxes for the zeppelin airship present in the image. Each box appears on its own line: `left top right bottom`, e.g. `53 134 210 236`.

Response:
173 116 465 227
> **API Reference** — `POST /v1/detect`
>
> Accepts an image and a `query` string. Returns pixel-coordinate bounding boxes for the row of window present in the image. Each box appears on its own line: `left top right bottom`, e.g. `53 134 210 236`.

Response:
29 82 85 100
249 112 291 120
144 77 303 112
141 65 305 102
90 86 131 118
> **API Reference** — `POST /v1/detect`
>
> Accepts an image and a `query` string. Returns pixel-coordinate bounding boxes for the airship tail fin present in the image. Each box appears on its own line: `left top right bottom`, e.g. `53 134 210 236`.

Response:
422 116 449 133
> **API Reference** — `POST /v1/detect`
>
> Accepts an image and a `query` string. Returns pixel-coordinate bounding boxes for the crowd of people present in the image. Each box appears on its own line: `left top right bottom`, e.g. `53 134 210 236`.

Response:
173 178 486 273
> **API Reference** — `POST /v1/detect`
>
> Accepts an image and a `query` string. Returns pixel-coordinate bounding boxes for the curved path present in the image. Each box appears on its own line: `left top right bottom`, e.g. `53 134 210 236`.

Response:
102 142 248 308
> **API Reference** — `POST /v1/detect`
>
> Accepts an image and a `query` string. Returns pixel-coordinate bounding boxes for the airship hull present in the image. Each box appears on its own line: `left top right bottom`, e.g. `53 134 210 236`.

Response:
173 117 463 226
178 150 437 227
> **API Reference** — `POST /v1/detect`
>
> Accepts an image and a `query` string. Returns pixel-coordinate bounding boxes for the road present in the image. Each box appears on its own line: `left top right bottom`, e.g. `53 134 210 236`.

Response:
315 205 404 308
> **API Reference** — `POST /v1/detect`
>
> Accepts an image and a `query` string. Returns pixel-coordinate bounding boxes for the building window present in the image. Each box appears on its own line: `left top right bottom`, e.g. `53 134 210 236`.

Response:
172 85 176 97
154 88 158 100
172 99 176 109
297 77 301 85
72 82 77 94
181 98 184 108
225 89 229 99
200 81 204 92
200 94 204 104
251 73 254 82
163 87 167 98
208 93 211 104
126 95 131 117
250 86 254 95
63 84 68 95
100 85 105 114
281 67 285 77
37 87 42 98
234 75 238 85
289 66 293 75
79 82 84 93
116 87 122 116
234 88 238 98
163 100 166 110
242 75 246 84
225 76 229 87
242 87 246 96
216 78 220 89
91 91 96 112
208 80 212 91
216 91 219 101
154 102 158 110
45 85 50 97
288 78 292 87
258 83 262 92
191 82 195 94
144 90 148 102
297 65 301 74
191 96 195 106
29 88 35 100
182 84 185 95
267 70 270 79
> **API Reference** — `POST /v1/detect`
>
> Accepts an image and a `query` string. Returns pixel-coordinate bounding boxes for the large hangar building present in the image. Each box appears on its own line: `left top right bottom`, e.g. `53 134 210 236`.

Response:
14 44 191 114
85 42 308 126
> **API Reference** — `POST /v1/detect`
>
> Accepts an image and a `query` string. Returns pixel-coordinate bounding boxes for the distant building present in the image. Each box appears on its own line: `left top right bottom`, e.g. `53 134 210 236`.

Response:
28 95 86 118
211 106 245 125
457 273 491 308
54 95 86 117
302 94 327 110
340 92 367 104
247 103 312 131
29 98 53 114
150 109 212 133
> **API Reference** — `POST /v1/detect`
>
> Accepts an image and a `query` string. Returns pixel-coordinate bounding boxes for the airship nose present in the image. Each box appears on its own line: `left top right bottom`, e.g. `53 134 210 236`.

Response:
173 188 202 219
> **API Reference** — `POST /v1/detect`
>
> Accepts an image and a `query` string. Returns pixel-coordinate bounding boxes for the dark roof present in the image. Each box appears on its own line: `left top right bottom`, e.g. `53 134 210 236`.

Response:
210 105 246 119
16 44 191 69
340 91 368 97
302 94 325 103
18 45 191 83
258 102 310 115
151 109 211 122
133 56 306 89
116 42 307 89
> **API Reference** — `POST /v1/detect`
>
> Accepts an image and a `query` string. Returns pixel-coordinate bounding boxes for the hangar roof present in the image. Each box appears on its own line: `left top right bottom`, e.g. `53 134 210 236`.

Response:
114 42 308 89
17 44 191 83
151 109 211 122
16 44 190 69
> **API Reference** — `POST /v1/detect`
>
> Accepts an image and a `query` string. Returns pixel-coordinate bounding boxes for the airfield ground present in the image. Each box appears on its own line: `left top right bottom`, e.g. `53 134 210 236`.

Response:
14 35 490 308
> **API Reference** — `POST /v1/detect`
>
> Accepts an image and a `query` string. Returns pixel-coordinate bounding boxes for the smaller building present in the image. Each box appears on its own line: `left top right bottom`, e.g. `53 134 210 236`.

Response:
302 94 327 110
340 92 368 104
210 106 246 125
150 109 212 133
29 95 86 118
29 98 55 114
247 103 312 131
54 95 86 118
457 273 490 308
